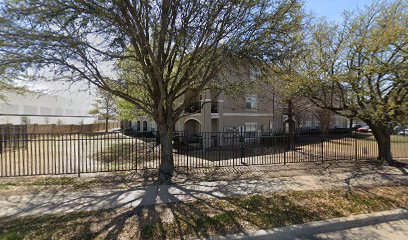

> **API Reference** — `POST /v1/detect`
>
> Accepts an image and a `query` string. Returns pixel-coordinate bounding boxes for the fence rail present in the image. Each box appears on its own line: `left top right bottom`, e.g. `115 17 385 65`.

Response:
0 130 407 177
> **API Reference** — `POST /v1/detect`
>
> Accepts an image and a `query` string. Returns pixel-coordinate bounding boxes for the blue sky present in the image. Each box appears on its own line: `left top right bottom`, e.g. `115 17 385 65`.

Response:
304 0 376 22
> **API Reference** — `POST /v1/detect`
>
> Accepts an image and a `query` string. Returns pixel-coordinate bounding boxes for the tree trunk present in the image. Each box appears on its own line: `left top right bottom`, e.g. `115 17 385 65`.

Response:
287 101 296 150
105 118 109 133
371 125 394 165
158 127 175 184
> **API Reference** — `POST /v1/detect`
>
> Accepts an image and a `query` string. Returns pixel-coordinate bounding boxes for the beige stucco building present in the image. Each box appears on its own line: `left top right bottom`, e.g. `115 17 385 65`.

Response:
176 88 283 135
175 65 284 137
121 66 353 141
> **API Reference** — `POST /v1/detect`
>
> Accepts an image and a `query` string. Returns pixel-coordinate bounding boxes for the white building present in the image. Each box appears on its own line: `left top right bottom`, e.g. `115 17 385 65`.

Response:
121 116 157 133
0 92 96 125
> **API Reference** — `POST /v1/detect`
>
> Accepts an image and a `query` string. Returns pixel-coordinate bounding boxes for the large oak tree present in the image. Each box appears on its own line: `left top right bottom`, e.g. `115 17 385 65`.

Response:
304 0 408 165
0 0 302 182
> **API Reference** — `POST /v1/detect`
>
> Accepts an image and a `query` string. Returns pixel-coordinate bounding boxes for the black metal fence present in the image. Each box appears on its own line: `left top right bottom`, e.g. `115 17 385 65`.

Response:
0 125 28 153
0 130 407 177
0 125 28 135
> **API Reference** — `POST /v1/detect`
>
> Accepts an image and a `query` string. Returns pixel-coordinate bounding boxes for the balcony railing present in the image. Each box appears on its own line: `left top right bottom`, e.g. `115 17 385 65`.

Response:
185 102 201 114
184 101 218 114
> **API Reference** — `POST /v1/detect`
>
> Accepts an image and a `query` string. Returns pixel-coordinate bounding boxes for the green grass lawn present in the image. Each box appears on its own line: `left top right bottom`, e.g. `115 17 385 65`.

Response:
1 185 407 240
0 173 143 192
355 134 408 158
0 183 11 190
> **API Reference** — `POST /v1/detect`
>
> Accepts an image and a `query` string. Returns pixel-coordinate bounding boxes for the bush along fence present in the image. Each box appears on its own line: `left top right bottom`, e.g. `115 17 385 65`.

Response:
0 130 407 177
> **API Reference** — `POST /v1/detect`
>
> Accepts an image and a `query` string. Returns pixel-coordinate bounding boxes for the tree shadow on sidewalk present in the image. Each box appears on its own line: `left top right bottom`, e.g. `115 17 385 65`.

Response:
0 174 316 239
1 163 408 239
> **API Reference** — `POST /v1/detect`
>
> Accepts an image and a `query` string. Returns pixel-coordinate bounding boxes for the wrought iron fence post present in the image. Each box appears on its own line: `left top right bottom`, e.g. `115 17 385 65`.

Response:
321 134 324 163
240 134 245 165
283 135 287 165
77 132 81 177
232 134 236 168
354 131 358 161
0 133 3 154
186 131 189 171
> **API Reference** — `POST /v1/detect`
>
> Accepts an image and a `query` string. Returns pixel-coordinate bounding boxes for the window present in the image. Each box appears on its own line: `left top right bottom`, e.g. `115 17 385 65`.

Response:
314 121 320 128
40 107 52 115
136 121 141 131
142 121 148 131
23 105 37 115
245 123 257 132
65 109 75 116
54 108 63 115
150 122 156 132
1 104 19 114
245 95 257 110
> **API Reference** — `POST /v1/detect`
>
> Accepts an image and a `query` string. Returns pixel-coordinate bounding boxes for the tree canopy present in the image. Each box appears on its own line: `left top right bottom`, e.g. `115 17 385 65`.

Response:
0 0 304 182
303 0 408 163
0 66 26 101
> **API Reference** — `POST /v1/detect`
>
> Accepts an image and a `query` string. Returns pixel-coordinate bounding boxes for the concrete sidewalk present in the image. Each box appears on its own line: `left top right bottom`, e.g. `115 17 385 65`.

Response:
0 167 407 219
214 209 408 240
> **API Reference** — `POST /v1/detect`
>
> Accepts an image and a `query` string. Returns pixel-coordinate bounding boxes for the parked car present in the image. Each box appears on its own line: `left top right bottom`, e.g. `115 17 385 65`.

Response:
351 124 363 130
397 129 408 136
356 126 371 132
394 126 408 134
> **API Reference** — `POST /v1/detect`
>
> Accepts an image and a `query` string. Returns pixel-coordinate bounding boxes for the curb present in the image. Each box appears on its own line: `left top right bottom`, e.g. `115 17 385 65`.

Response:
210 208 408 240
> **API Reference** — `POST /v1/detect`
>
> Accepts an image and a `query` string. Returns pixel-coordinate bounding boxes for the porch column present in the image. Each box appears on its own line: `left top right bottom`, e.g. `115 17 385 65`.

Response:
201 90 212 149
217 99 224 147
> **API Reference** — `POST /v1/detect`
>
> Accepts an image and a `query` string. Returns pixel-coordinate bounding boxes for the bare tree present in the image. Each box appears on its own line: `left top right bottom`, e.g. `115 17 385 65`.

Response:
267 14 309 147
292 98 312 130
89 90 117 132
313 108 334 135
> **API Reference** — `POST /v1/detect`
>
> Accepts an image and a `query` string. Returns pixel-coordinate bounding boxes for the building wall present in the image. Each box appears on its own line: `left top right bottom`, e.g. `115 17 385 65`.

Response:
120 66 352 134
299 111 350 130
222 116 271 131
0 92 96 124
122 117 157 132
175 63 282 134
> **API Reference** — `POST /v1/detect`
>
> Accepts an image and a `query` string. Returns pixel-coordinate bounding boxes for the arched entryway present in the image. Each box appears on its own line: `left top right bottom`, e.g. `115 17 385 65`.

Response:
184 119 201 136
184 118 202 147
